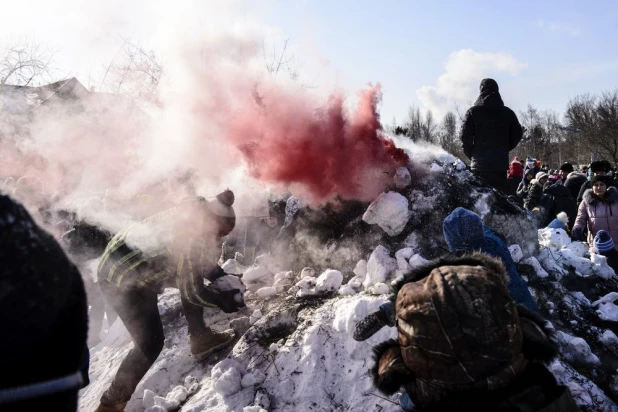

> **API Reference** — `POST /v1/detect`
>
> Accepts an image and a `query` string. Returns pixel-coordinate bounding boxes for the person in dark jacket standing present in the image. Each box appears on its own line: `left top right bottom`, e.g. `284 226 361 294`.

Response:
541 181 577 228
460 79 523 193
525 172 548 211
564 171 587 205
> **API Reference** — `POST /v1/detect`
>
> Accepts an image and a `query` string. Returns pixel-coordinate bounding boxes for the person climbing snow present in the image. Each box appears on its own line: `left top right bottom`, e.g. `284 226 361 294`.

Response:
366 253 580 411
460 79 523 193
95 190 246 412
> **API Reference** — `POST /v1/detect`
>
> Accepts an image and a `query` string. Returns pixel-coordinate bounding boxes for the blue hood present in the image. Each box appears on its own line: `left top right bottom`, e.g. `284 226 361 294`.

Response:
443 207 484 252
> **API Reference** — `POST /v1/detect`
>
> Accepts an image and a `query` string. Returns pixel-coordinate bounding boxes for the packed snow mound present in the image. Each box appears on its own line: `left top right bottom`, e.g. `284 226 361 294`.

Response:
362 191 410 236
315 269 343 292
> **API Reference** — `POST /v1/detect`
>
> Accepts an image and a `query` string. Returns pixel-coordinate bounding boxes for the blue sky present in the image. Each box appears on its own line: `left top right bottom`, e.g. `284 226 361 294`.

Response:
260 0 618 123
2 0 616 125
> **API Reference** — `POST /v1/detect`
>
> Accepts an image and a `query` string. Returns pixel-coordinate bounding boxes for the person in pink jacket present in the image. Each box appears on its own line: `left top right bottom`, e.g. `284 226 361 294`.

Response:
572 175 618 250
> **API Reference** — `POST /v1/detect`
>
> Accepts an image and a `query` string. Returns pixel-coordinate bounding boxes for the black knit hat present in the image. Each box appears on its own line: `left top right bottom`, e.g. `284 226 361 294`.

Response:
480 78 499 93
559 163 574 173
590 160 611 173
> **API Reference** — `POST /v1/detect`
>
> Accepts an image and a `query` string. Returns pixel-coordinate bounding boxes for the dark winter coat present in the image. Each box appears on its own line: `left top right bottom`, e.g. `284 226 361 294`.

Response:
565 173 587 204
577 177 618 205
0 194 88 411
370 254 578 412
573 187 618 250
460 80 523 172
541 183 577 227
442 207 537 311
524 180 545 211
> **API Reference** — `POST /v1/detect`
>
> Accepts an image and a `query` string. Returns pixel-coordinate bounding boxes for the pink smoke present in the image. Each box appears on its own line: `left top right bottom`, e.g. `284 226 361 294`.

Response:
225 84 408 203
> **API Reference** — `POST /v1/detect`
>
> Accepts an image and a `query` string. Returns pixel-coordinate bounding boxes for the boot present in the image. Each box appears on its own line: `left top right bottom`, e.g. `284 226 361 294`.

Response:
95 402 126 412
190 327 236 360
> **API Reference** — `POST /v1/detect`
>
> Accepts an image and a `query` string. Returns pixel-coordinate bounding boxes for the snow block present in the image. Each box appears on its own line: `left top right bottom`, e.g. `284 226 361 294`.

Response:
370 282 390 295
212 359 243 396
296 276 317 290
256 286 277 299
316 269 343 292
408 254 429 269
143 389 156 408
565 241 589 258
395 247 414 272
394 167 412 189
242 265 270 283
508 244 524 263
364 246 396 288
338 284 357 296
362 192 410 236
242 370 267 388
222 258 245 275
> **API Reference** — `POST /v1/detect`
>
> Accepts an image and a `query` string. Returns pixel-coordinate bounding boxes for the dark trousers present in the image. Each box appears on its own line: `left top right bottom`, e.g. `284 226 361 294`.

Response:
473 170 508 193
99 284 206 405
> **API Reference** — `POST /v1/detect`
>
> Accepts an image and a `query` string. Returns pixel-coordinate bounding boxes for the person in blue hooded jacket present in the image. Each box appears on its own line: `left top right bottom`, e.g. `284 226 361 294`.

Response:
442 207 538 312
353 207 538 344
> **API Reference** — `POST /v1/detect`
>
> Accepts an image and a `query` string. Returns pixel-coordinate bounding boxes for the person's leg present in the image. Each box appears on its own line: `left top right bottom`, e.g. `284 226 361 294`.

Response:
99 286 164 407
180 294 208 338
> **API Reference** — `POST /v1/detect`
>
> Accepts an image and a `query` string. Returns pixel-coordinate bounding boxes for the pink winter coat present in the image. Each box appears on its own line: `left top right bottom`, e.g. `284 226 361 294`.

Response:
573 187 618 250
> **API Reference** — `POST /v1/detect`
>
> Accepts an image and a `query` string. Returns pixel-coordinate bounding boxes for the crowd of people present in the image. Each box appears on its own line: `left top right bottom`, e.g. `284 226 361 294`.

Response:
0 77 590 412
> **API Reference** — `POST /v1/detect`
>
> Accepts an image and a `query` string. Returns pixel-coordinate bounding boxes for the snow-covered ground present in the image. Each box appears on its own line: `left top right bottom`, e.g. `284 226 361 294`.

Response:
80 142 618 411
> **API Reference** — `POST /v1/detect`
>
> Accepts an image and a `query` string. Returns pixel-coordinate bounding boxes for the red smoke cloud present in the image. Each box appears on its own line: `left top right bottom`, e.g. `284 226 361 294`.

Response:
227 84 408 203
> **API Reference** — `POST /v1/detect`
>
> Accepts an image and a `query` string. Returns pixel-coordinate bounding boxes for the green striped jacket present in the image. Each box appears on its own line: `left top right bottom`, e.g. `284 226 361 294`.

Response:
97 202 221 307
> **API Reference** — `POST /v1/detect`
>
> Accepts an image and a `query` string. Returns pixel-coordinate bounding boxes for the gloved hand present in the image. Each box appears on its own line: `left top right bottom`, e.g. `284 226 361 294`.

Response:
212 288 245 313
205 265 227 281
571 226 584 241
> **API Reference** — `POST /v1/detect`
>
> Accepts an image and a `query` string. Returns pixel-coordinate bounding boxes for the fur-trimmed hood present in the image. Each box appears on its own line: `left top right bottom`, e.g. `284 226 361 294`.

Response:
582 186 618 205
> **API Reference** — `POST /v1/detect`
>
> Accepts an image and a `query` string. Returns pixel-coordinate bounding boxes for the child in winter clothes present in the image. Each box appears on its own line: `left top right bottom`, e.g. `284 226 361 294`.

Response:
593 230 618 274
524 172 548 211
508 156 524 179
516 168 535 199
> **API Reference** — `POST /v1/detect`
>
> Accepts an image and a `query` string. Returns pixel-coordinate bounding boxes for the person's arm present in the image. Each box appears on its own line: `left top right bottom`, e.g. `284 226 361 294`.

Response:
460 109 474 159
572 201 588 240
508 110 523 151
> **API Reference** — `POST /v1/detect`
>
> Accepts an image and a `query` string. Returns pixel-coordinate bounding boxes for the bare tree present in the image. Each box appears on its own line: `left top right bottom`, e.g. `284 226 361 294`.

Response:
0 40 58 86
566 90 618 166
98 38 163 103
263 38 317 88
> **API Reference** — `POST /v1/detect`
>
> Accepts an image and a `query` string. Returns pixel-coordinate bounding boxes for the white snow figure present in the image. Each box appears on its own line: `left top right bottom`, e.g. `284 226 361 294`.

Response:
393 166 412 189
364 245 397 288
362 191 410 236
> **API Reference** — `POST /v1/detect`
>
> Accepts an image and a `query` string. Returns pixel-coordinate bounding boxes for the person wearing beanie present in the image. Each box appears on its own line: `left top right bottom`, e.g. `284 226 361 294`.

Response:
577 160 617 204
524 172 548 211
460 79 523 193
507 156 524 195
364 253 579 412
541 179 577 228
564 170 588 205
594 230 618 274
572 175 618 249
516 168 536 203
559 163 574 180
95 190 246 412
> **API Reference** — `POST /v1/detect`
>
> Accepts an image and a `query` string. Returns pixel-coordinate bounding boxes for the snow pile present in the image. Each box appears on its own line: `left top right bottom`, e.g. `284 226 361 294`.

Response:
362 191 410 236
593 293 618 322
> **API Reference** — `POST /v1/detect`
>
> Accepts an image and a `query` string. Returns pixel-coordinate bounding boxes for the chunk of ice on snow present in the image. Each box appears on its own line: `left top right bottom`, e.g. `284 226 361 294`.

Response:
565 241 588 257
212 359 243 396
222 258 245 275
143 389 156 408
600 330 618 347
241 370 267 388
370 283 390 295
296 276 317 290
154 395 180 411
166 386 187 404
249 309 262 325
395 247 414 272
597 303 618 322
256 287 277 299
593 292 618 306
538 227 571 250
316 269 343 292
338 284 357 295
242 265 270 283
364 246 396 288
508 244 523 263
353 260 367 278
408 254 429 269
362 192 410 236
244 407 267 412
